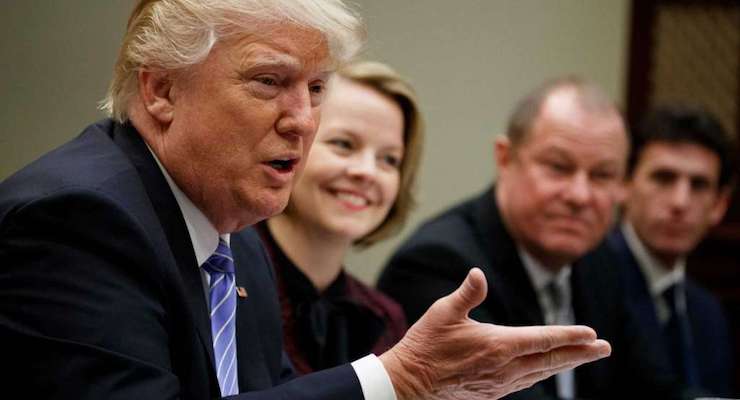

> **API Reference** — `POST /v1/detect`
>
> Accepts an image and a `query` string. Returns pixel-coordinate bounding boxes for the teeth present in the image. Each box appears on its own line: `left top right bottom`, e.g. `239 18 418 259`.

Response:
335 192 368 207
269 160 291 170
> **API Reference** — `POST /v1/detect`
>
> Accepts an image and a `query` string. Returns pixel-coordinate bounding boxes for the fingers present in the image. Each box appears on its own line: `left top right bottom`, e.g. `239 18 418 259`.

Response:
441 267 488 319
499 366 571 397
501 352 602 397
433 340 610 400
467 340 610 398
502 324 600 356
501 339 611 384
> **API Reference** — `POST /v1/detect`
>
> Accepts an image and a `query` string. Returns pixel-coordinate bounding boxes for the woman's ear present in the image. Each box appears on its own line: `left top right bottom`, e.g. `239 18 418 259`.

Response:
137 69 175 124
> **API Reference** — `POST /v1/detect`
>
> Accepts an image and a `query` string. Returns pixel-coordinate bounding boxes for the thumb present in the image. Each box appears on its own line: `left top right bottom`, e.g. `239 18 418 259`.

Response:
444 267 488 319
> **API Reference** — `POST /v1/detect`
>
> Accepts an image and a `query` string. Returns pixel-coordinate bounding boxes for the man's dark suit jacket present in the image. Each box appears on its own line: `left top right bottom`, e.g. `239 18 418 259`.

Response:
378 188 692 399
607 228 734 396
0 120 364 399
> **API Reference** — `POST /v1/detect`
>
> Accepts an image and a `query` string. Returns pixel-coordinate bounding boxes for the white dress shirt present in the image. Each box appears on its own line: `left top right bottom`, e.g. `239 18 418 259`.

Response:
621 222 687 324
149 148 396 400
520 247 575 399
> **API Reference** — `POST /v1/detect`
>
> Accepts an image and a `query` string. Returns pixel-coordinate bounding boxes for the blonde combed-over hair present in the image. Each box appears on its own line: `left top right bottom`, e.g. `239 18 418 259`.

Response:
100 0 365 122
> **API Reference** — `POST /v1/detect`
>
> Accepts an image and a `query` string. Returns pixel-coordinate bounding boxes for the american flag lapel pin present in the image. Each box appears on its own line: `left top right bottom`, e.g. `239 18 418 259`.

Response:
236 286 248 298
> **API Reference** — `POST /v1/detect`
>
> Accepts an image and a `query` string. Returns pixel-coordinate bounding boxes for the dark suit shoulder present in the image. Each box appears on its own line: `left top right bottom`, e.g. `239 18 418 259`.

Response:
576 240 625 277
379 192 491 322
0 121 156 227
685 279 724 313
0 175 186 398
684 277 731 344
402 194 479 246
2 120 126 192
390 192 491 269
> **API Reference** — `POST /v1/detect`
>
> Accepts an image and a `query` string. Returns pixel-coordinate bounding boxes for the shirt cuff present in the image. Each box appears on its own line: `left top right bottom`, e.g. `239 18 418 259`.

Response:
351 354 397 400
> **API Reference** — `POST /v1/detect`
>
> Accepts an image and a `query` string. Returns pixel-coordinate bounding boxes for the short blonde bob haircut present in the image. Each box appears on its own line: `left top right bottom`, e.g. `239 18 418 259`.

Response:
339 61 425 247
101 0 365 122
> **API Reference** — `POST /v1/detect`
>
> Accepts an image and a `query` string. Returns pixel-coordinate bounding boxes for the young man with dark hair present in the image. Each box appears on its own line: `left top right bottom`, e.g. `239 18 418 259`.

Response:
608 105 736 396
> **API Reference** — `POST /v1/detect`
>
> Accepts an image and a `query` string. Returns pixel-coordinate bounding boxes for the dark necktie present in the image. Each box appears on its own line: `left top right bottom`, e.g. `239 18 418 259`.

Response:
662 283 699 386
202 238 240 396
545 280 564 314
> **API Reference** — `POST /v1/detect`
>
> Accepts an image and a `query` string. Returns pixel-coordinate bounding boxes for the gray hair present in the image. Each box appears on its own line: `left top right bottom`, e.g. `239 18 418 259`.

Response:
100 0 366 122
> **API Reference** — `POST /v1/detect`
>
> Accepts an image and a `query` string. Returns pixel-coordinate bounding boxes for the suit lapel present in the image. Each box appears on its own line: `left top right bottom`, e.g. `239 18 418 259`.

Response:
230 231 272 389
607 229 662 332
473 189 545 326
111 123 218 377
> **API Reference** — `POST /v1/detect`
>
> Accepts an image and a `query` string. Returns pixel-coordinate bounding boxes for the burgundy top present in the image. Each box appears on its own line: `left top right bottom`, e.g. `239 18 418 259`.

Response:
256 222 407 374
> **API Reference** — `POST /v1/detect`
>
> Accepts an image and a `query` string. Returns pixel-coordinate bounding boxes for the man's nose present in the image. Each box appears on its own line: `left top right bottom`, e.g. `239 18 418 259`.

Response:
669 179 691 210
276 86 317 139
563 171 592 207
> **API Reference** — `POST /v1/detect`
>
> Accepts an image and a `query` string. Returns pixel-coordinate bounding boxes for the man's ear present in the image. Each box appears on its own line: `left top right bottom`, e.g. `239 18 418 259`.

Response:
709 186 732 226
138 69 175 124
494 135 512 171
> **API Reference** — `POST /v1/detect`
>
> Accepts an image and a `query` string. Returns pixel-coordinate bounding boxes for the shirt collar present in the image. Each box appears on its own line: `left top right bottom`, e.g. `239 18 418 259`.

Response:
621 221 684 296
146 145 228 266
518 246 572 292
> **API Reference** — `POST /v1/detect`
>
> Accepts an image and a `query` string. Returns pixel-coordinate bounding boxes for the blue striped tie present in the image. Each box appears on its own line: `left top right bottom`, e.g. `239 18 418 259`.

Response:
202 238 239 396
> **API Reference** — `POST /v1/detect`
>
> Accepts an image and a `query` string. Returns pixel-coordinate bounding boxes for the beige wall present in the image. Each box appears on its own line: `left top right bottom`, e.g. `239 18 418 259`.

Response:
0 1 630 284
0 2 130 178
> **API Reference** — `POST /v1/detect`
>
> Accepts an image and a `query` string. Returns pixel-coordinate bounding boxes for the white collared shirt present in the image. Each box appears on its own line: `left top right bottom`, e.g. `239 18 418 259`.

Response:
519 247 575 399
148 147 395 399
621 221 687 324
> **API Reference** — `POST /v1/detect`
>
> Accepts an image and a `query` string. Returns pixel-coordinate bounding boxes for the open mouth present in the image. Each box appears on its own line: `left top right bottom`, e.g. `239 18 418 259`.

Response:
267 159 296 172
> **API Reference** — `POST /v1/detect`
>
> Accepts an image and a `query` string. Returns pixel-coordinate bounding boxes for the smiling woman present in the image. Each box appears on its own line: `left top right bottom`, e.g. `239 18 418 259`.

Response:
256 60 424 374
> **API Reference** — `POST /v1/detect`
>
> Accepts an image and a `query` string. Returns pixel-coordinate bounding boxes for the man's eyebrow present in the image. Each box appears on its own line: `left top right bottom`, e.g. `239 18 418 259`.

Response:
649 167 677 176
593 160 620 170
234 45 294 66
537 145 571 158
245 55 300 70
242 55 333 78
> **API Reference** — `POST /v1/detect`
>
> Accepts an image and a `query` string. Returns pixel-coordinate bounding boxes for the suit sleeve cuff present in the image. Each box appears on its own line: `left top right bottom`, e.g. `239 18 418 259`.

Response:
351 354 397 400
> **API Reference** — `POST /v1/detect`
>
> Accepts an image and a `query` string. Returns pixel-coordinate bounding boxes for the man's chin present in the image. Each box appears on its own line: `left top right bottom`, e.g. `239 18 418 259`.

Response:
237 190 291 224
521 241 589 270
260 197 290 220
545 240 595 264
650 241 694 261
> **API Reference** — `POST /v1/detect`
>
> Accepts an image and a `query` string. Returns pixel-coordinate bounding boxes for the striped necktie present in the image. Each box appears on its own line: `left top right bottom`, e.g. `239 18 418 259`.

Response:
202 238 239 396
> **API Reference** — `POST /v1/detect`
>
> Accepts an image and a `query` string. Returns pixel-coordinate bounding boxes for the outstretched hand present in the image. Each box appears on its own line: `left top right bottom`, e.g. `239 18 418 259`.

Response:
380 268 611 400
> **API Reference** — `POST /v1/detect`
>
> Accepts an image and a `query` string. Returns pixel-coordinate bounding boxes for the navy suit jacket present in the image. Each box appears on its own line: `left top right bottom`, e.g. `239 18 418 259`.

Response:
607 228 734 396
0 120 363 399
379 188 694 399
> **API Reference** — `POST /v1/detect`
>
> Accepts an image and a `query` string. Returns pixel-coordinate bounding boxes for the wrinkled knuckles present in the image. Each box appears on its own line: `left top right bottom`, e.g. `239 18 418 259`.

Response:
489 371 512 391
544 346 558 369
488 341 516 367
539 326 558 353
